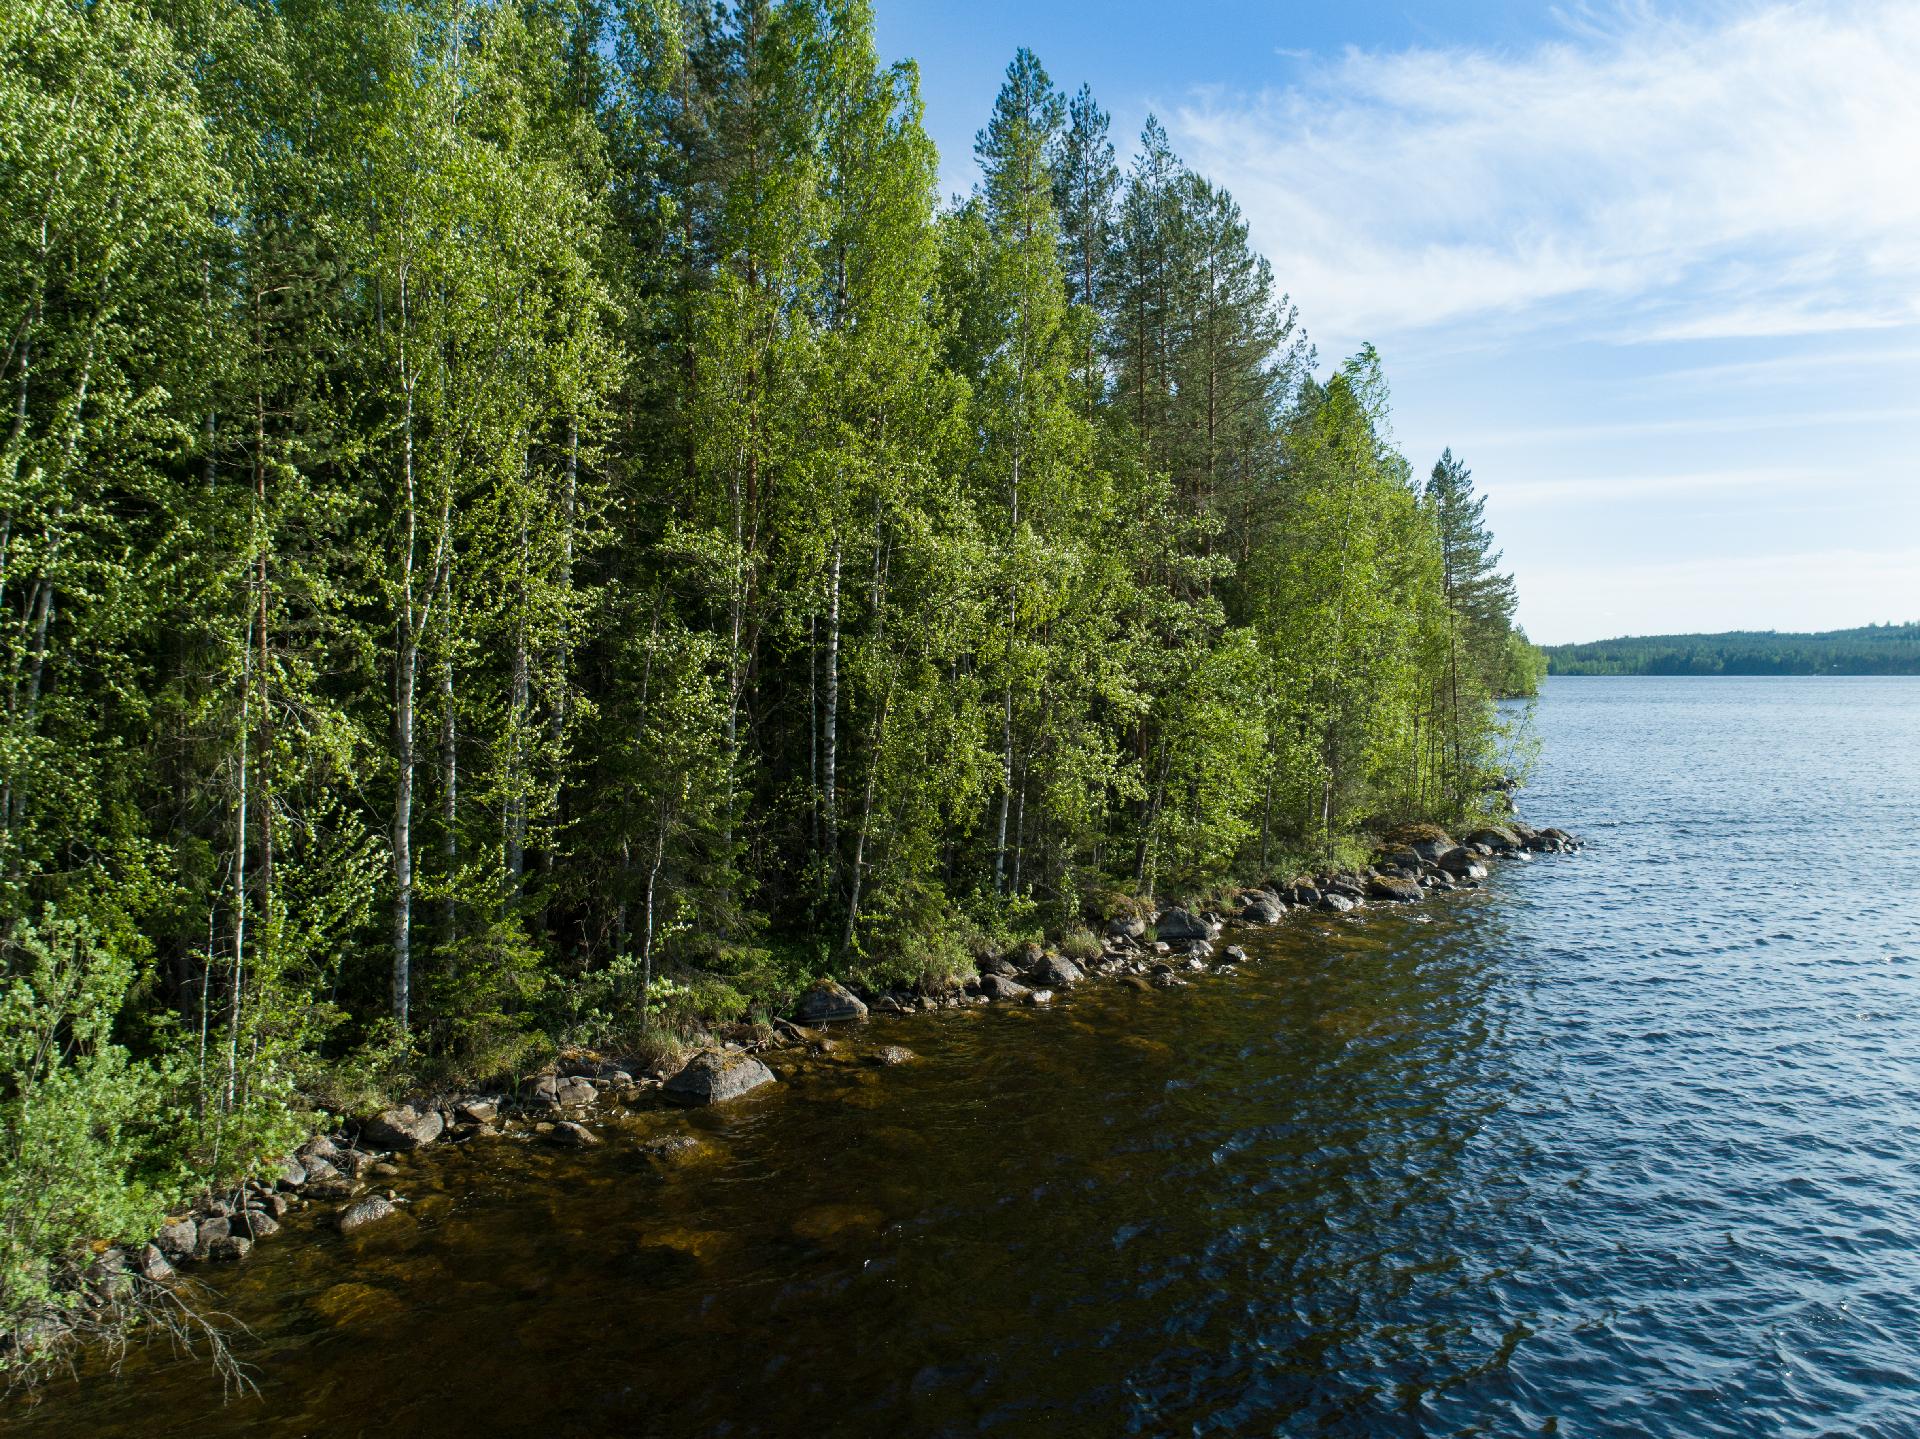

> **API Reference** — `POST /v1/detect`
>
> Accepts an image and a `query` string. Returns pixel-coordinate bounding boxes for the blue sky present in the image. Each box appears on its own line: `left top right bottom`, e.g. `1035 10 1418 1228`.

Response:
873 0 1920 645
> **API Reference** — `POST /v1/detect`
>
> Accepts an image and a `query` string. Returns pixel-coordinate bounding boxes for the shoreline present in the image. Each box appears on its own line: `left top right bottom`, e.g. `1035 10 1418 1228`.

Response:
11 818 1581 1386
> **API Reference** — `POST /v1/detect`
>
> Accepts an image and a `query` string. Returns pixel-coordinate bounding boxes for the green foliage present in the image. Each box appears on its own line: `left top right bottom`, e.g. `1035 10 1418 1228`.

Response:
0 1 1539 1362
1544 623 1920 676
0 914 175 1353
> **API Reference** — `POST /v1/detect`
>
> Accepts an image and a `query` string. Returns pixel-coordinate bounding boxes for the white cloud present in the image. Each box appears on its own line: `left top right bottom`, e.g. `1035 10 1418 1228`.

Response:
1167 2 1920 351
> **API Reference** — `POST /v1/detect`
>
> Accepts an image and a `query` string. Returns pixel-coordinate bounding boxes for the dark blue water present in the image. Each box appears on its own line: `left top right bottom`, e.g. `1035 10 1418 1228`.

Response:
17 675 1920 1436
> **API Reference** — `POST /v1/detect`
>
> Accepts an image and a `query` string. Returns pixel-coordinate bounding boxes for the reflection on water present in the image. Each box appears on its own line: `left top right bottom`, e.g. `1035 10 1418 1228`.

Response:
13 676 1920 1436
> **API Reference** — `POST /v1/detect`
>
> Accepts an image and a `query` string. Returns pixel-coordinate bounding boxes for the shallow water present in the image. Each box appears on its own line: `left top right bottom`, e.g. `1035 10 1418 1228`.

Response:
13 675 1920 1436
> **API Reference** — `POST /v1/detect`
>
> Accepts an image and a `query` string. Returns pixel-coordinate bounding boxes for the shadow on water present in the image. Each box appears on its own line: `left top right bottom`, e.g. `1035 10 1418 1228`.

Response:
13 677 1920 1436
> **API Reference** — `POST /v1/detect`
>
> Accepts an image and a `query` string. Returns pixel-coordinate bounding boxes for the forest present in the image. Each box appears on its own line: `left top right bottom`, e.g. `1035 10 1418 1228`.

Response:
1545 624 1920 676
0 0 1538 1345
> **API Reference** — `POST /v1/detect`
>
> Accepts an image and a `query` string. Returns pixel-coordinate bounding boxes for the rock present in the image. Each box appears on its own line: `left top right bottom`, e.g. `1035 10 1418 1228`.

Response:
1154 907 1211 943
232 1209 281 1240
1239 896 1283 924
136 1244 175 1284
1024 988 1054 1006
868 1045 916 1067
304 1176 352 1201
1367 874 1423 903
792 979 869 1025
554 1077 597 1108
194 1217 231 1257
664 1051 777 1105
271 1156 307 1191
1318 892 1356 914
1467 826 1521 852
1106 914 1147 940
297 1135 344 1166
338 1196 397 1235
550 1121 599 1148
1184 939 1214 961
526 1073 562 1107
1151 969 1185 989
454 1099 497 1126
1028 953 1085 988
1223 944 1248 963
361 1105 444 1152
154 1219 198 1263
1118 974 1152 993
977 973 1031 1002
1434 846 1479 877
639 1134 709 1167
1409 837 1455 864
1286 884 1319 908
205 1235 252 1262
300 1154 342 1185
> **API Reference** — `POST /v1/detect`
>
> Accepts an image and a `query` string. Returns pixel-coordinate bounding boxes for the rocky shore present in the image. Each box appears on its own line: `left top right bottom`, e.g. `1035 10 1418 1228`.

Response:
35 817 1578 1360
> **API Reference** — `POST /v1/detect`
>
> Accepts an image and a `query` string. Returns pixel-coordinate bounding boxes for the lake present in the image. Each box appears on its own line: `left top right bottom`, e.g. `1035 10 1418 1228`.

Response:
14 675 1920 1436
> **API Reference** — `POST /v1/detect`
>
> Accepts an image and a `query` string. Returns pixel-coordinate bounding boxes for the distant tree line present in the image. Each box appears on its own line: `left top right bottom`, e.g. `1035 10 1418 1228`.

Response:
0 0 1537 1343
1545 624 1920 676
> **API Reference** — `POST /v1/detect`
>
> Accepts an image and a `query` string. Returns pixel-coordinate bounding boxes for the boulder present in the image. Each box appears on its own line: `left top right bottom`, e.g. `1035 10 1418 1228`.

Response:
1154 907 1211 943
232 1209 281 1240
205 1235 252 1263
1028 953 1085 988
1025 988 1054 1006
663 1051 777 1105
1223 945 1249 964
868 1045 916 1067
338 1196 397 1235
361 1105 444 1152
195 1217 231 1257
297 1134 344 1166
1434 846 1477 876
154 1219 198 1263
1105 914 1146 940
1239 895 1283 924
793 979 869 1025
554 1077 597 1108
978 973 1031 1002
550 1121 599 1148
1185 939 1214 961
454 1099 498 1126
1318 892 1356 914
1467 826 1521 852
1410 837 1455 864
1287 884 1319 908
270 1156 307 1191
1367 874 1423 903
136 1244 175 1284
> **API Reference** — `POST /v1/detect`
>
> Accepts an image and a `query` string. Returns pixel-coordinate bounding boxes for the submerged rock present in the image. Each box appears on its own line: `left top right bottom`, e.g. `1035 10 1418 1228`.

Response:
793 979 869 1025
550 1121 599 1148
361 1105 444 1152
338 1196 397 1235
639 1133 710 1167
664 1051 777 1105
868 1045 916 1067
